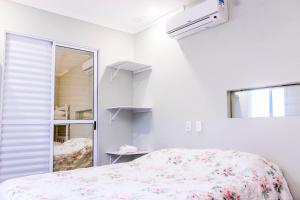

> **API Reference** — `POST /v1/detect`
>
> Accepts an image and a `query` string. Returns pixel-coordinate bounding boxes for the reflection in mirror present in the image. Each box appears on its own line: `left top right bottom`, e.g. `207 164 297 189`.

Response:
55 46 94 120
53 124 93 172
229 84 300 118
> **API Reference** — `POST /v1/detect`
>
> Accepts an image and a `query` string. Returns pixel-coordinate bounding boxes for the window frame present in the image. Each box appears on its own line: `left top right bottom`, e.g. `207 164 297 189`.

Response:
227 83 300 118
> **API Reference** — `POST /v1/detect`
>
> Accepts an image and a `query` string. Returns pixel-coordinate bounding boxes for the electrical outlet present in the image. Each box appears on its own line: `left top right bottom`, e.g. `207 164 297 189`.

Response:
185 121 192 132
196 120 202 132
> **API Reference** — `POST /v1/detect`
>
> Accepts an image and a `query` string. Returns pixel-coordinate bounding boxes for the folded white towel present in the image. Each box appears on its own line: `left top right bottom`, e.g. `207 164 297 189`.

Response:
119 145 138 154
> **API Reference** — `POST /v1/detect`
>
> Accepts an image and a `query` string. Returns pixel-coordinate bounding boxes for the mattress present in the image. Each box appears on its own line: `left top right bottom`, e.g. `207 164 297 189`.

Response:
0 148 293 200
53 138 93 171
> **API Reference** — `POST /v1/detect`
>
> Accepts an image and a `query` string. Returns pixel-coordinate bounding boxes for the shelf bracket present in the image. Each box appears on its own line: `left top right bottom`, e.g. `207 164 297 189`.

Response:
110 108 121 123
109 155 122 164
110 66 121 81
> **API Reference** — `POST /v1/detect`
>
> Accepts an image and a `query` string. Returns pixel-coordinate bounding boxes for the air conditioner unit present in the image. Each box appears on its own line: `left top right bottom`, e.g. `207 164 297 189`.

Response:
82 58 93 74
166 0 228 39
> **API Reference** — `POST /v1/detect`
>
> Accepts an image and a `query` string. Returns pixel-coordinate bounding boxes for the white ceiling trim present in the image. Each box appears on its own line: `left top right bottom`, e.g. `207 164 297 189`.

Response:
9 0 196 34
133 6 185 34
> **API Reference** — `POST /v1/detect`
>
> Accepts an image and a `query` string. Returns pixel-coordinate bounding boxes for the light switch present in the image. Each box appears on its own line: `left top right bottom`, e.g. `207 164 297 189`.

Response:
185 121 192 132
196 120 202 132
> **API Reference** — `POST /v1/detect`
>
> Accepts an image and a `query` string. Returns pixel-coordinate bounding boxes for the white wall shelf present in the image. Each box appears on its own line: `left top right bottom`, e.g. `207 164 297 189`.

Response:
106 106 152 122
106 151 150 164
107 61 151 80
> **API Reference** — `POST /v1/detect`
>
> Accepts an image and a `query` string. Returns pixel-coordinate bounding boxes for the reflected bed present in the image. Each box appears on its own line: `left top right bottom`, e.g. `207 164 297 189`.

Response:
54 138 93 171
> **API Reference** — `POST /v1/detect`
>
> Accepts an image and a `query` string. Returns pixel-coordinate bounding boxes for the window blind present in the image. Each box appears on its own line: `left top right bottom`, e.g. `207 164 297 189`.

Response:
0 33 53 181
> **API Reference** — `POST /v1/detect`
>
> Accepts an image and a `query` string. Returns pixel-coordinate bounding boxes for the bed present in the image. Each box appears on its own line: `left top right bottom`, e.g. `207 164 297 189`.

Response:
54 105 69 120
54 138 93 171
54 105 70 143
0 149 293 200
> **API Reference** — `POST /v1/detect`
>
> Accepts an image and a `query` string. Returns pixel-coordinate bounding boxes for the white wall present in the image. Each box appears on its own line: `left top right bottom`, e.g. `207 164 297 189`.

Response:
0 0 135 165
133 0 300 198
1 0 300 198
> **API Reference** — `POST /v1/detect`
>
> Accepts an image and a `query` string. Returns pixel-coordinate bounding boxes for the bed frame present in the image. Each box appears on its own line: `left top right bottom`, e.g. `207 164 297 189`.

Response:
54 104 70 143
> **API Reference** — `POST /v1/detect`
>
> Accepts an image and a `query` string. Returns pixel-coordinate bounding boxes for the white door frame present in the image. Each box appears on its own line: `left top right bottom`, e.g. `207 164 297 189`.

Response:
0 32 99 174
51 42 99 171
0 32 7 141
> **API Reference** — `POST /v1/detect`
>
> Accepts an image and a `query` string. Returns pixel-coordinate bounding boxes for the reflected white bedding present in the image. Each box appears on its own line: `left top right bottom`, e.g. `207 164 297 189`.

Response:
0 149 293 200
54 138 93 171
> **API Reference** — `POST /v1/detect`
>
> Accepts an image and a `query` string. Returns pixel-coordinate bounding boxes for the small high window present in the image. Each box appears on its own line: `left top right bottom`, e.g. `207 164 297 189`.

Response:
228 84 300 118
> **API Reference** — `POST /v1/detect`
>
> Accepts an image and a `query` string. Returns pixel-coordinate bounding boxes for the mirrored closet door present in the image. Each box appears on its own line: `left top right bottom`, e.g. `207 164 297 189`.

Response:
0 33 98 181
52 45 98 172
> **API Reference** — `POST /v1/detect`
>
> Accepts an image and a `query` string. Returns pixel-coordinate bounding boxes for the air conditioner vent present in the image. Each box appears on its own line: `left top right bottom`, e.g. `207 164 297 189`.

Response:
166 0 228 39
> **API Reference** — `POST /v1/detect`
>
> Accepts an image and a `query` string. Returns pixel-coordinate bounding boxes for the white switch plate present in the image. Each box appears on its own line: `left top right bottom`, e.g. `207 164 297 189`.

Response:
196 120 202 132
185 121 192 132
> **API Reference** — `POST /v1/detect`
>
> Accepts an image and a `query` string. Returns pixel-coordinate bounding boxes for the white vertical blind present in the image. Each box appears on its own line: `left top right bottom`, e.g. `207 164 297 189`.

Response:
0 33 53 181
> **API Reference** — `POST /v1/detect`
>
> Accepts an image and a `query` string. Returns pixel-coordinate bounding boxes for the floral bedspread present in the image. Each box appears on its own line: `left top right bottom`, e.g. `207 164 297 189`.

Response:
54 138 93 171
0 149 293 200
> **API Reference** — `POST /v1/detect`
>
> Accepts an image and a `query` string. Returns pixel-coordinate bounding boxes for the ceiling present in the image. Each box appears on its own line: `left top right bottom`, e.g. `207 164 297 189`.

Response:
55 46 92 76
10 0 195 33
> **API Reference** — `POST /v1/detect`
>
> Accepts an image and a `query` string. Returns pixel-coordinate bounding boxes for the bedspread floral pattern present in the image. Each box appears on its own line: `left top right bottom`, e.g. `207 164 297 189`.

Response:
0 149 293 200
